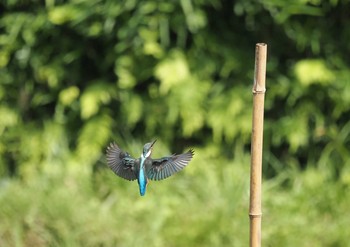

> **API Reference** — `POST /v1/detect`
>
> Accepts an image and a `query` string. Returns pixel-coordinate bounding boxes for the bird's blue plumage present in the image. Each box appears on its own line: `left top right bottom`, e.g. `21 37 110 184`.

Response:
138 158 147 196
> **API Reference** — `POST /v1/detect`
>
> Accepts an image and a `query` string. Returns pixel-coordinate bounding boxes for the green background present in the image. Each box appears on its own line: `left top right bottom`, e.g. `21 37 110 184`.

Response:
1 0 350 246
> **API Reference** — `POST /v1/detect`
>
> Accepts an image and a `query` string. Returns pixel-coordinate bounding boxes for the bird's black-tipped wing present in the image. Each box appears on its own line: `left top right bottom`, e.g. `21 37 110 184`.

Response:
146 149 194 181
106 142 138 181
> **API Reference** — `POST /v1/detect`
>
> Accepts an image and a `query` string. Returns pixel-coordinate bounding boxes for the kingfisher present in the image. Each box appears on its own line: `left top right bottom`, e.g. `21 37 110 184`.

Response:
106 140 194 196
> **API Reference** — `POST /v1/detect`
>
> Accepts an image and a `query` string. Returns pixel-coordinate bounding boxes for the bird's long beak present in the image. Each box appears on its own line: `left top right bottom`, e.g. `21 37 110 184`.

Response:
150 139 157 147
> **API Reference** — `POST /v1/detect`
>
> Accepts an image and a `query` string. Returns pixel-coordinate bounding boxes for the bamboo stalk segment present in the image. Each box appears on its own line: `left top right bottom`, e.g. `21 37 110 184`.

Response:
249 43 267 247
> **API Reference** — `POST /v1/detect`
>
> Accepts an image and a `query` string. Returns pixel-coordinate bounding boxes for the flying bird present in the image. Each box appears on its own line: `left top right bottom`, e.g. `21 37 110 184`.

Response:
106 140 194 196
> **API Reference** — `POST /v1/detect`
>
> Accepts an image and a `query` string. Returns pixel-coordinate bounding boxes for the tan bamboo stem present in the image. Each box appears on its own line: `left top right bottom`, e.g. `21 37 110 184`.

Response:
249 43 267 247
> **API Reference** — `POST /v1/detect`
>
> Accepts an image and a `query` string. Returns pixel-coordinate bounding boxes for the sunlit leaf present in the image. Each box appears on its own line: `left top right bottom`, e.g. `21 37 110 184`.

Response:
76 113 112 164
59 86 80 106
155 50 190 94
80 83 114 119
0 106 19 135
294 59 335 86
48 5 81 25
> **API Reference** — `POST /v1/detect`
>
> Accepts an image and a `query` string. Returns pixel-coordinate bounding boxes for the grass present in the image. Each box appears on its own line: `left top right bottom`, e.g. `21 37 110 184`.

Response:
0 146 349 246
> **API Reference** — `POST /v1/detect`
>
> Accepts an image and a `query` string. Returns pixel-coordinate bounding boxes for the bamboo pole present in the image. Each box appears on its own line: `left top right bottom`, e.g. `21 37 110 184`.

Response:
249 43 267 247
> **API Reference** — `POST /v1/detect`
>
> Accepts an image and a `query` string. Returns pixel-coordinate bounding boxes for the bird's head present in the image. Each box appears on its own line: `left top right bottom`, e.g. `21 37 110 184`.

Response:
142 139 157 159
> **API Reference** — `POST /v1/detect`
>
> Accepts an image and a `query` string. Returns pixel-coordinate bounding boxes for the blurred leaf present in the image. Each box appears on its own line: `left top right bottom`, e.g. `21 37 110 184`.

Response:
114 56 137 89
294 59 335 86
59 86 80 106
0 50 10 68
76 113 112 164
155 50 190 94
80 83 114 119
48 5 82 25
208 88 251 143
121 93 143 128
180 0 207 32
0 106 19 135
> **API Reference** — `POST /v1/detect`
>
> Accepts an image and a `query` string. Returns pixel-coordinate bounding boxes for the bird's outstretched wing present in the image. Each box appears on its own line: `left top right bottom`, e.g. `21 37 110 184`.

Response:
146 149 194 181
106 142 138 181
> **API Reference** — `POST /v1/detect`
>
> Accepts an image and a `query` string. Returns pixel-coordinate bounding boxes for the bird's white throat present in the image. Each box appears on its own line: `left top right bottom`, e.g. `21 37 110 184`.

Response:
141 150 152 159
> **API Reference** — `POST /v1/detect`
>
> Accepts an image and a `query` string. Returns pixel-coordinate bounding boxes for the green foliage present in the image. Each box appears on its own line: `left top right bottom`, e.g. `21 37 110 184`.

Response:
2 0 348 173
0 149 251 247
265 163 350 246
1 0 350 246
1 150 350 246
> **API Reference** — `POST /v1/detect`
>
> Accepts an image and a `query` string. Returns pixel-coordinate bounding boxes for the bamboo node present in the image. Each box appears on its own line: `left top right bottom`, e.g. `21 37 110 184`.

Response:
249 213 262 218
252 79 266 94
252 87 266 94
